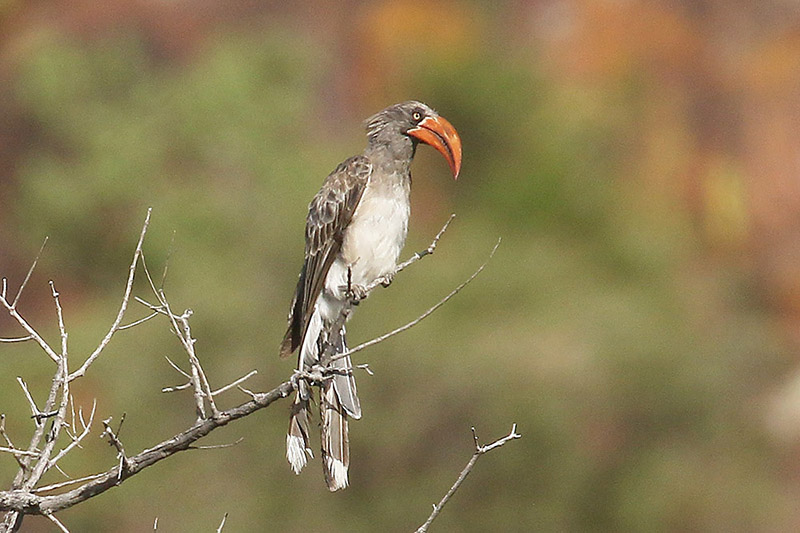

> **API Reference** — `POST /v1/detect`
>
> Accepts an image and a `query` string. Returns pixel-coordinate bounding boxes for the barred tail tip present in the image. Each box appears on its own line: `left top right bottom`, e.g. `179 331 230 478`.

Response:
286 434 312 475
325 457 349 491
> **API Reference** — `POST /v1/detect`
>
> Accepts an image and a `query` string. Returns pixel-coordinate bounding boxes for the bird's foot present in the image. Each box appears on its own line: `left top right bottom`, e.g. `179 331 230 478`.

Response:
293 367 325 388
343 283 368 304
378 272 395 288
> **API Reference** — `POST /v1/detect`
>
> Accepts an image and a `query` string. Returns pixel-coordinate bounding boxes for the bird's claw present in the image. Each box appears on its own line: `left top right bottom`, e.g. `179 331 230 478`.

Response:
379 272 394 288
344 283 368 303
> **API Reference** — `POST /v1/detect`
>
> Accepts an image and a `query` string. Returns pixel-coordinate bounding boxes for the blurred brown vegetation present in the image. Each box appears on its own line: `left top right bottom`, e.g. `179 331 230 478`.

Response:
3 0 800 530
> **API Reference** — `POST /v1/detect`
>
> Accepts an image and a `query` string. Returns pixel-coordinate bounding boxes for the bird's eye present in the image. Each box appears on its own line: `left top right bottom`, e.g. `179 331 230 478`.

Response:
412 110 423 122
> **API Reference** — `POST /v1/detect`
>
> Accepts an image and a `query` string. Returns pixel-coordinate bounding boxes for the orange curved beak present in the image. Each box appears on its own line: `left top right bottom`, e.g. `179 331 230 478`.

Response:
408 115 462 179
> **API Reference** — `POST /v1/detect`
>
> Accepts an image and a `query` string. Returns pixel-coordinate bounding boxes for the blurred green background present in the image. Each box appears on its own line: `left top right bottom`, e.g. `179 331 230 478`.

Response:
3 0 800 531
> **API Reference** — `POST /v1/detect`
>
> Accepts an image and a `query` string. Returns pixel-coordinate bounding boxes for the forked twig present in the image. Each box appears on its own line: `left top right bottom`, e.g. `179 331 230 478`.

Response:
101 416 130 479
47 400 96 470
416 424 522 533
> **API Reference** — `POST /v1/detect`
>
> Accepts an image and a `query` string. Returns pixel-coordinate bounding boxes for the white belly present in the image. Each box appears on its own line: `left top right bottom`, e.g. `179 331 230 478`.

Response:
322 181 410 310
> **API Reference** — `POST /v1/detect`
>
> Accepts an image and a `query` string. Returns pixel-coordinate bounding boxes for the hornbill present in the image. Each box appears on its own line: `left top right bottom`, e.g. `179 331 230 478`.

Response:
280 101 462 490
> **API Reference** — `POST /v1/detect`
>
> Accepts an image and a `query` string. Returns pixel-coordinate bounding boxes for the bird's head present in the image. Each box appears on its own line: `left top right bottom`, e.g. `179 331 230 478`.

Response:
365 101 462 179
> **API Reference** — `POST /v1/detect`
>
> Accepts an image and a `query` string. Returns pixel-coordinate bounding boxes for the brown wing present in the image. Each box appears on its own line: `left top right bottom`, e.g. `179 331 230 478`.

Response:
279 156 371 357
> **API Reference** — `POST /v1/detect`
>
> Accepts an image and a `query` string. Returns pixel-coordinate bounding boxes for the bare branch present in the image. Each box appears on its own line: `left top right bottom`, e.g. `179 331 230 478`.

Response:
21 329 71 493
0 379 295 516
1 209 505 532
415 424 522 533
137 258 219 419
160 352 250 401
68 208 152 382
167 305 213 418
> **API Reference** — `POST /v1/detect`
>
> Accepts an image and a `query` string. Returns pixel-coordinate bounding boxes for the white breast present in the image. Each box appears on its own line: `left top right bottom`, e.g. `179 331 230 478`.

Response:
323 177 410 304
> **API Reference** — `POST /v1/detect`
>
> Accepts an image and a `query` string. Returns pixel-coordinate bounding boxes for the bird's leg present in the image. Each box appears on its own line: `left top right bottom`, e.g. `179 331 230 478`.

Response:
344 265 368 304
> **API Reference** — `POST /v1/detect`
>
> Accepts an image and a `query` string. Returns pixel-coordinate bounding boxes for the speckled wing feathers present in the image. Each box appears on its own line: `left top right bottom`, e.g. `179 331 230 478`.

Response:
279 156 372 357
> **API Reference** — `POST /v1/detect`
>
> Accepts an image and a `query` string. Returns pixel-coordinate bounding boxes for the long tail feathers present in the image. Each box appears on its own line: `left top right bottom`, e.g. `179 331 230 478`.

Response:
286 393 313 474
321 381 349 491
286 309 358 489
331 327 361 419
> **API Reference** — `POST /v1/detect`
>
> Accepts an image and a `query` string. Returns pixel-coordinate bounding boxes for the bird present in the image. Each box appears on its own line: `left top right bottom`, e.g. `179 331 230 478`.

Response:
279 100 462 491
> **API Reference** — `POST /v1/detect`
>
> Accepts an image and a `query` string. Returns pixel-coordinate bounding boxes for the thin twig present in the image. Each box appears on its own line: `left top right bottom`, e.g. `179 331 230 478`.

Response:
33 472 107 493
390 213 455 281
46 400 96 470
163 355 192 379
415 424 521 533
117 312 158 331
0 301 59 363
0 417 26 469
356 363 374 376
0 336 33 344
9 342 67 495
49 281 68 361
12 237 48 309
187 438 244 451
68 208 152 381
161 383 192 393
44 512 70 533
168 302 218 417
216 512 228 533
236 385 259 401
329 238 501 364
21 308 71 492
16 378 42 425
138 258 219 419
211 370 258 396
0 448 39 458
101 416 130 479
